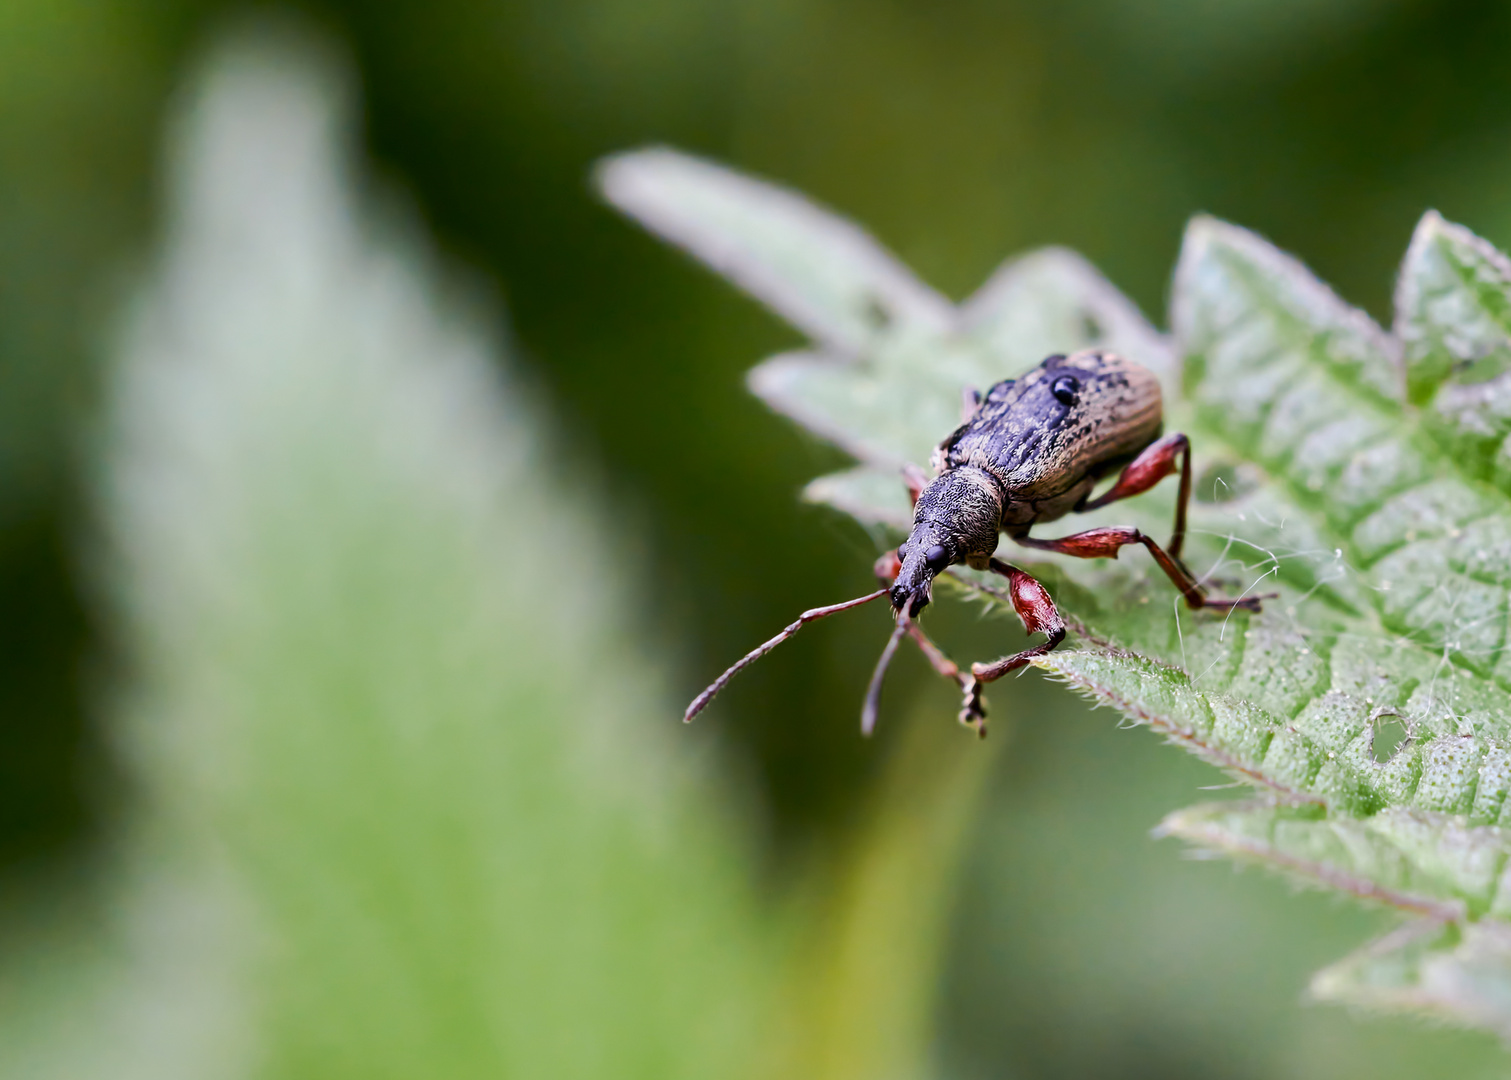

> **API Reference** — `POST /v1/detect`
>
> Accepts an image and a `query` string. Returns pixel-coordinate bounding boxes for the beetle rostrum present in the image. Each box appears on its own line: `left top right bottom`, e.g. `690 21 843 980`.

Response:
683 349 1271 738
890 468 1000 616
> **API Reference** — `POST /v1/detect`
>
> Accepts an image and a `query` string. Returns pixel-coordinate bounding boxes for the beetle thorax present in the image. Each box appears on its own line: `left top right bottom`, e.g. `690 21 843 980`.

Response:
890 467 1004 614
913 467 1003 566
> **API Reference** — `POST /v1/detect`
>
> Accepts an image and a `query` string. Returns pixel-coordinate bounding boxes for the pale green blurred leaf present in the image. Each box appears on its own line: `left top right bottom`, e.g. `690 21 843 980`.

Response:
598 147 953 355
1312 919 1511 1038
18 30 778 1080
601 149 1170 469
1160 800 1501 921
746 245 1173 470
773 706 1004 1080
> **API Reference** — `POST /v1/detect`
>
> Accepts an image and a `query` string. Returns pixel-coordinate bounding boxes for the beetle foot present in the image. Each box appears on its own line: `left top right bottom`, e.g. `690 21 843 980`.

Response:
958 677 987 738
1193 590 1276 614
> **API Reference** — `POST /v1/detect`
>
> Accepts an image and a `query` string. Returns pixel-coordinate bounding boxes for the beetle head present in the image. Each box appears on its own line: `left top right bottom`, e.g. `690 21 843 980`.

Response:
889 537 944 617
891 468 1003 615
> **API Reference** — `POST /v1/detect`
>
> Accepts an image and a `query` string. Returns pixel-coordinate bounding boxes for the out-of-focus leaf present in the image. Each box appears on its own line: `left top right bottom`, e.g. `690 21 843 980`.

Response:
600 146 1511 1037
1312 919 1511 1038
598 147 952 355
746 246 1174 470
43 31 776 1080
601 148 1170 470
773 705 1004 1080
802 465 912 529
960 247 1177 390
1160 800 1505 921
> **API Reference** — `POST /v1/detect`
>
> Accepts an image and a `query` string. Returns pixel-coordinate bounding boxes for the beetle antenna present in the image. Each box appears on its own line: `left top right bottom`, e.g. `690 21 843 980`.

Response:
861 608 910 737
684 588 888 723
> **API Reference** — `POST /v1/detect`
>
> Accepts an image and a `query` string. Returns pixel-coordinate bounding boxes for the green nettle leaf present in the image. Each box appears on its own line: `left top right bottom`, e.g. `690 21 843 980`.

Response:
602 146 1511 1037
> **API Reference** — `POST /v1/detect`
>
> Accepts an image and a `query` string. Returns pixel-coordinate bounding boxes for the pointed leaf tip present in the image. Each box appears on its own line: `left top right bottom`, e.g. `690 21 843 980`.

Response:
596 146 951 354
1395 208 1511 418
1174 214 1403 406
959 245 1175 391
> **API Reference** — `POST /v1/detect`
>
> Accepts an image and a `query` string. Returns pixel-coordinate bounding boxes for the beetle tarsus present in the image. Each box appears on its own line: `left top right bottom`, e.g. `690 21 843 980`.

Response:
959 680 987 738
897 614 987 735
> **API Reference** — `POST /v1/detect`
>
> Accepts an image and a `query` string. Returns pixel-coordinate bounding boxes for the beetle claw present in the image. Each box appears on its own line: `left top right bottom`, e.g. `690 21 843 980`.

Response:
957 677 987 737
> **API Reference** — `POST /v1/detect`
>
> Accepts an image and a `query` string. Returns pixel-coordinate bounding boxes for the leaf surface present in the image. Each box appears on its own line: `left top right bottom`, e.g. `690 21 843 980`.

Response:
601 147 1511 1035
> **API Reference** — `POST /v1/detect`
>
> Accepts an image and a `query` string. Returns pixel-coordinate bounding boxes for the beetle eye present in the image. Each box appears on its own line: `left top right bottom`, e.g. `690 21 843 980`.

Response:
1052 374 1080 406
924 544 949 571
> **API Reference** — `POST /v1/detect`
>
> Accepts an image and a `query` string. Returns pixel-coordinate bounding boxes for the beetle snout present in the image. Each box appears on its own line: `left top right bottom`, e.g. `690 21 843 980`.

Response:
890 539 948 616
888 580 930 617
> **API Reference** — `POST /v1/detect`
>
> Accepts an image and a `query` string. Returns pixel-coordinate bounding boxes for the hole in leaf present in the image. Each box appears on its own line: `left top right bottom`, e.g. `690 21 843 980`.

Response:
1372 714 1409 763
1194 461 1257 503
1078 310 1103 342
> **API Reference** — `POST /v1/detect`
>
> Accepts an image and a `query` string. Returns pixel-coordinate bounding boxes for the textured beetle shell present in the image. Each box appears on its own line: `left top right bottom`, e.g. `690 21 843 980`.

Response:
934 350 1162 530
909 468 1003 564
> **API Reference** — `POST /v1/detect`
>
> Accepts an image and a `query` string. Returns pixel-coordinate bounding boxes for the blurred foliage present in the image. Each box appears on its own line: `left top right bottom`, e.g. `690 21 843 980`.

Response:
7 0 1511 1076
0 0 184 863
0 30 1005 1080
29 36 776 1077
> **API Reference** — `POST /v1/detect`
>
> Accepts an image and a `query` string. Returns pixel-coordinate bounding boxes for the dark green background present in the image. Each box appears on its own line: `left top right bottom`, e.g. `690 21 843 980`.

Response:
7 0 1511 1073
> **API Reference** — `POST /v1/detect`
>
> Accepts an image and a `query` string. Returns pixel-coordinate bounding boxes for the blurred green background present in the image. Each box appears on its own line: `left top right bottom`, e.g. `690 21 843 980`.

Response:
9 0 1511 1075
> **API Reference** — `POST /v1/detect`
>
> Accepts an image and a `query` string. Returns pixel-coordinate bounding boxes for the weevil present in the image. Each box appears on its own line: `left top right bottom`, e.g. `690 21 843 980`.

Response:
685 349 1267 737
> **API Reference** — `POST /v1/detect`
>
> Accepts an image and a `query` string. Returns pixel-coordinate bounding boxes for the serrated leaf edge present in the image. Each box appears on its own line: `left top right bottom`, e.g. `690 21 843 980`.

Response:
1157 801 1468 920
1032 649 1326 804
1309 918 1511 1039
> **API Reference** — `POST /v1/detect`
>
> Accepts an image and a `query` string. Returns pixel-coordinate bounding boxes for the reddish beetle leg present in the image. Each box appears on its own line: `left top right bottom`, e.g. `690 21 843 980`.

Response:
969 559 1068 684
874 550 988 735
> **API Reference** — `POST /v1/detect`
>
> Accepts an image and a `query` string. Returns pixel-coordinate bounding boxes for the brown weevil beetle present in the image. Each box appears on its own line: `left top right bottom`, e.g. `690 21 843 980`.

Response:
685 349 1268 737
